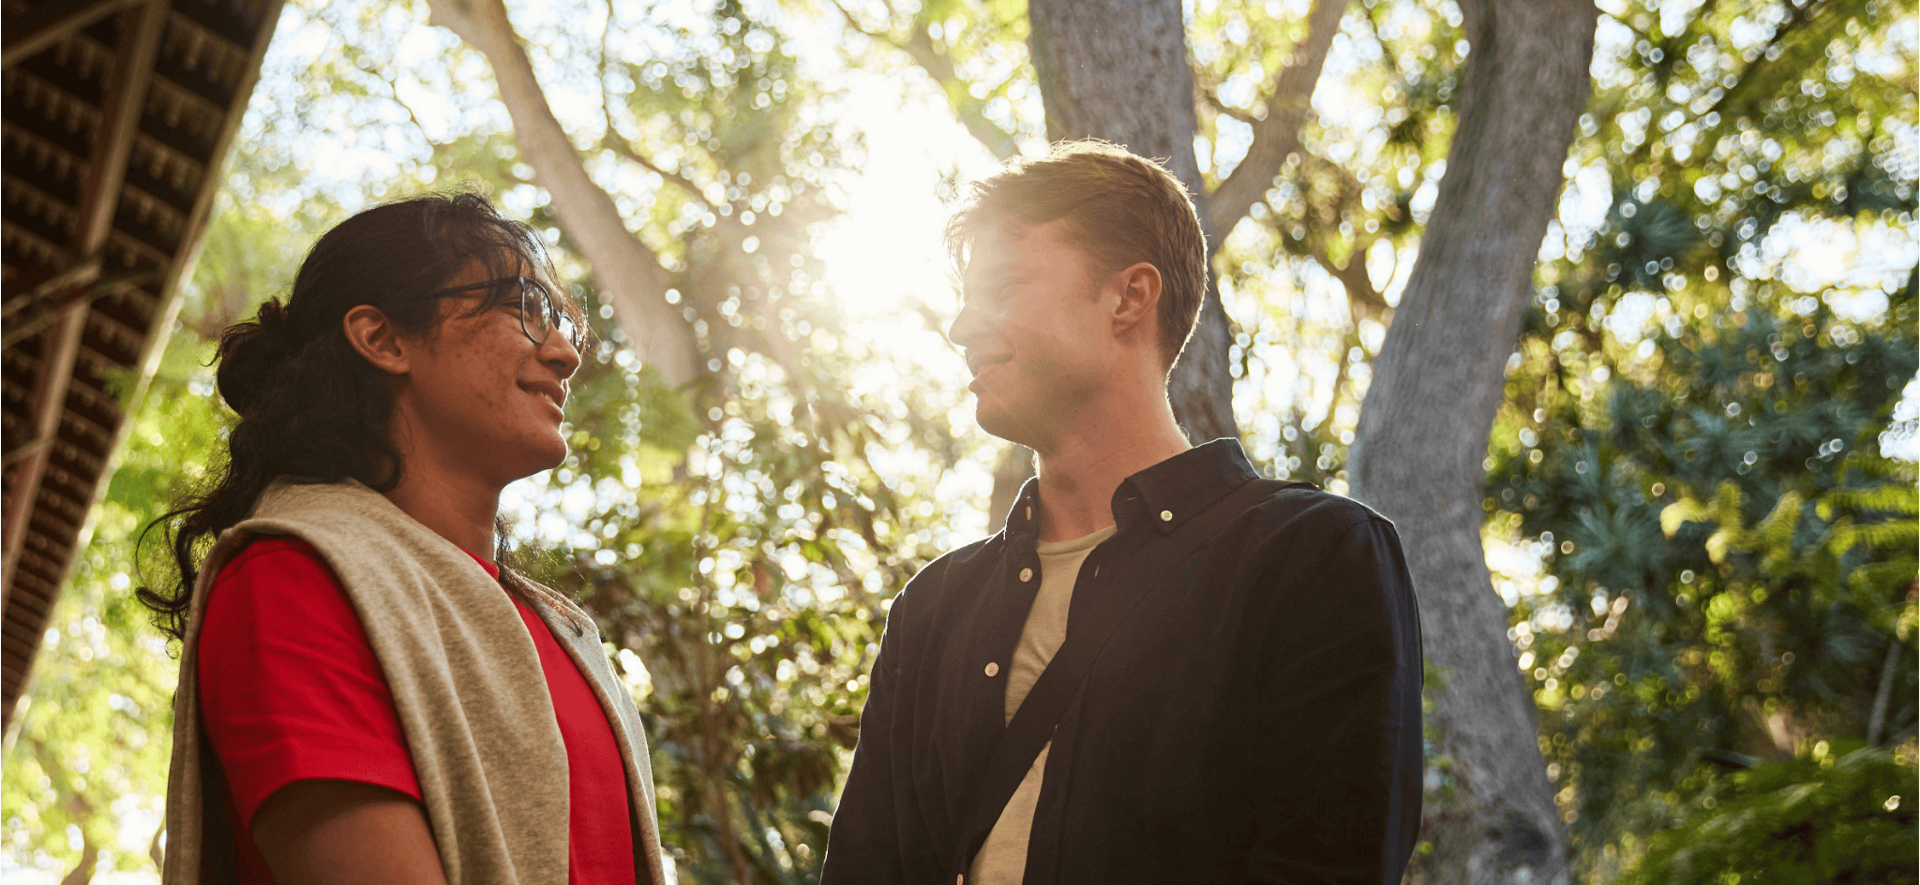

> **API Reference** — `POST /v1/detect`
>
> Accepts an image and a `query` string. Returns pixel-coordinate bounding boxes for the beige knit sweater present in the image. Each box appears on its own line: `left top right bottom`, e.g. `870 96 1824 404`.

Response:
162 480 666 884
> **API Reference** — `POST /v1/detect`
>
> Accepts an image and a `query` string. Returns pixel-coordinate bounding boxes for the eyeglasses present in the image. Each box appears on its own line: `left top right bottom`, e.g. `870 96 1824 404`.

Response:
429 275 584 351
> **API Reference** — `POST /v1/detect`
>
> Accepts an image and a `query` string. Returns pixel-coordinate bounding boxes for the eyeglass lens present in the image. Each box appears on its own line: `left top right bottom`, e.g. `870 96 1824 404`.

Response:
519 277 582 349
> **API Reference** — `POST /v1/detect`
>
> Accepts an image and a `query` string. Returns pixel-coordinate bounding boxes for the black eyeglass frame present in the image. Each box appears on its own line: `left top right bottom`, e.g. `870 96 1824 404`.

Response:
427 275 585 351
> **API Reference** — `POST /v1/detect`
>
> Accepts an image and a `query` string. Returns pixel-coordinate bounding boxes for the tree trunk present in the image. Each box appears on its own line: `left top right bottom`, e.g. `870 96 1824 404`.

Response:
1346 2 1596 883
425 0 700 385
1026 0 1235 443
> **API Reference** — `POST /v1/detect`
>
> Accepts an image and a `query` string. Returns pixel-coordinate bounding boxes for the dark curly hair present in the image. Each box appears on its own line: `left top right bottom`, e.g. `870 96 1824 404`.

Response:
138 191 581 640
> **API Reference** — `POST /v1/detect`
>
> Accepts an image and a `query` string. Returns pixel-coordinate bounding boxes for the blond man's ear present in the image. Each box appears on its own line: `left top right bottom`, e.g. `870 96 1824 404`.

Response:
1110 261 1163 335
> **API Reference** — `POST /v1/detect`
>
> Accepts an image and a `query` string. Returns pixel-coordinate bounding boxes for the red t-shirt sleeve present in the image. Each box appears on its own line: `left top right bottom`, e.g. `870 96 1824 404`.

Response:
197 537 423 829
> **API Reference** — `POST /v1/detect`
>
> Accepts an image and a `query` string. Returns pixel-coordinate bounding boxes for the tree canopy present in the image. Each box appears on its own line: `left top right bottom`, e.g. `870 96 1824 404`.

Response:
2 0 1912 882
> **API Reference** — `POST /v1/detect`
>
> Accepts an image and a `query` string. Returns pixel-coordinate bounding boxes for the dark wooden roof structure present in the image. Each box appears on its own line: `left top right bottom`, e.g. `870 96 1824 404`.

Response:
2 0 284 730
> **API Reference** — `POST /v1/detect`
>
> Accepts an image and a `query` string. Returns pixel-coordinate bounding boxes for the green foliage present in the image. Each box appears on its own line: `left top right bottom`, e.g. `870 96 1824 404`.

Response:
7 1 1915 882
1616 746 1917 885
500 2 974 876
518 330 963 881
1483 0 1918 875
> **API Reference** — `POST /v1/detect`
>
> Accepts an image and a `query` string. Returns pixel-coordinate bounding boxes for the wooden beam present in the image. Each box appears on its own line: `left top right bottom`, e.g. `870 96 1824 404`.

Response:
74 2 170 259
157 0 284 315
0 0 168 608
1 310 85 608
2 270 160 349
2 437 51 470
1 255 104 320
1 0 151 72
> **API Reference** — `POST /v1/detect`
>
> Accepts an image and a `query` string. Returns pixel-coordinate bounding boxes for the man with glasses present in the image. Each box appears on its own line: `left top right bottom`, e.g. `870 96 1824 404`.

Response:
821 142 1423 884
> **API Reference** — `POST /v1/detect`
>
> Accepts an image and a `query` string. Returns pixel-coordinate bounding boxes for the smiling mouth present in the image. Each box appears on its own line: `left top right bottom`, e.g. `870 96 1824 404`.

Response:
521 382 566 411
966 353 1011 379
967 359 1011 394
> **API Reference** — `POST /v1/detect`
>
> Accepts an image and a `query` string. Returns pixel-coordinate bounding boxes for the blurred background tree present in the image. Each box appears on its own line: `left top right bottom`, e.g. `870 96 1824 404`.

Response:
3 0 1913 882
1484 0 1918 878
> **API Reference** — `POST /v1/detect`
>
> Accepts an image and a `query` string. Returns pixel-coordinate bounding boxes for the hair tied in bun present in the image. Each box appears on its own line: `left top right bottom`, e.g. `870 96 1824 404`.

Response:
253 297 294 341
215 297 298 419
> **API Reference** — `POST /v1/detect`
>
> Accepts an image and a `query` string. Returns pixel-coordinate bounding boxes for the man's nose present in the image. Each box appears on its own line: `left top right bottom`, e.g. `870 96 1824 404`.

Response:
948 299 985 350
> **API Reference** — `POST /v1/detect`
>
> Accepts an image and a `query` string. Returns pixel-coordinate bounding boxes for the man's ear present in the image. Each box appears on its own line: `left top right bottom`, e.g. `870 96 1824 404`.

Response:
342 305 413 376
1110 262 1163 334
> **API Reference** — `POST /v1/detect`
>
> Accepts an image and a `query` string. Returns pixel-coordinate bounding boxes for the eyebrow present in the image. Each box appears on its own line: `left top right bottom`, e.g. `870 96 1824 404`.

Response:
963 259 1022 291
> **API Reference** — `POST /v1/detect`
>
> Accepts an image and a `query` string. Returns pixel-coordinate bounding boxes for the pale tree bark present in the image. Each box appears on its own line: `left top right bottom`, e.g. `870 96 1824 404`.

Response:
424 0 700 386
1026 0 1234 444
1347 2 1597 883
1205 0 1348 238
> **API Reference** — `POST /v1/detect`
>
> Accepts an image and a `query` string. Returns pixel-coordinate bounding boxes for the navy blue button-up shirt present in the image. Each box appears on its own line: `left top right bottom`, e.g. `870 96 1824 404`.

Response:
822 439 1423 884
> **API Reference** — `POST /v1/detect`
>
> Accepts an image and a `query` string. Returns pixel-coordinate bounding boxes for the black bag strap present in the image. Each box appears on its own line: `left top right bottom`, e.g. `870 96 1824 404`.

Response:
952 476 1300 875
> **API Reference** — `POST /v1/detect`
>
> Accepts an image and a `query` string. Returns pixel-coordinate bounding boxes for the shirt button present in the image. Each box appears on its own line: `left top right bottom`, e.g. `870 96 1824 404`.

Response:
1019 567 1034 582
985 662 999 677
1159 509 1173 522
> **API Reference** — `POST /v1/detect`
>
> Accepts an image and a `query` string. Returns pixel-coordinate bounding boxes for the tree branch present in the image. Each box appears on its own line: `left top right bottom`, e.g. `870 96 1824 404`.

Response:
427 0 700 384
1312 235 1389 322
596 1 711 208
354 53 447 160
1868 637 1901 745
601 130 714 209
828 0 1023 160
1200 85 1260 126
1287 148 1393 321
1207 0 1351 237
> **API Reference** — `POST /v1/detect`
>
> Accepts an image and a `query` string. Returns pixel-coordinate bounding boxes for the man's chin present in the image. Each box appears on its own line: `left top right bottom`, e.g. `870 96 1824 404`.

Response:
973 402 1034 448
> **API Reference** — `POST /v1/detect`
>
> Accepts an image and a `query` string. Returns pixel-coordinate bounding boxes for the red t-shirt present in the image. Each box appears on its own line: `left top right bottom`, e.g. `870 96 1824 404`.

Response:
197 537 637 884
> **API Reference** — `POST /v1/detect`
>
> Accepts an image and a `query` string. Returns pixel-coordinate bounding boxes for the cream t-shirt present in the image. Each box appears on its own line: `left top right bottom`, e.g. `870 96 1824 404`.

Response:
970 524 1117 884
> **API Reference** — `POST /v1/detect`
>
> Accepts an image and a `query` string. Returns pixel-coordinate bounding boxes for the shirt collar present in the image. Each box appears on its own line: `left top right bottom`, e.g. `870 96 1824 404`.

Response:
1004 478 1044 543
461 547 502 581
998 438 1260 541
